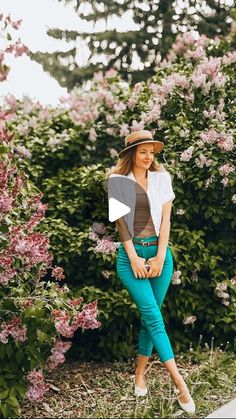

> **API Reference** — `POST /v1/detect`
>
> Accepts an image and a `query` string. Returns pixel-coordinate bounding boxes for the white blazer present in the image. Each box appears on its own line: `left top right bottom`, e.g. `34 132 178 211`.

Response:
108 169 175 238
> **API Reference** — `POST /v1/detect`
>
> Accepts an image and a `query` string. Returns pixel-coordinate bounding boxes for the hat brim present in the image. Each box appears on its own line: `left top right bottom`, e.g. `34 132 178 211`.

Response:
119 140 164 158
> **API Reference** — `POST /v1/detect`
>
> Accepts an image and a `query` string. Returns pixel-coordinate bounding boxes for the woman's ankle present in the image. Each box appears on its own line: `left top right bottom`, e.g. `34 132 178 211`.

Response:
173 373 184 386
135 370 144 376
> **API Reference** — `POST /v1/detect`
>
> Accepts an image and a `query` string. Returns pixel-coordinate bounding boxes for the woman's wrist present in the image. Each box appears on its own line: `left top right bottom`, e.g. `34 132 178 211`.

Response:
155 251 166 261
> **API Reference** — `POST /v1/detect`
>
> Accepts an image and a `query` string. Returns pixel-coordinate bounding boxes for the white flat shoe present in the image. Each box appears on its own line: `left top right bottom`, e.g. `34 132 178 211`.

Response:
174 386 196 414
134 377 148 397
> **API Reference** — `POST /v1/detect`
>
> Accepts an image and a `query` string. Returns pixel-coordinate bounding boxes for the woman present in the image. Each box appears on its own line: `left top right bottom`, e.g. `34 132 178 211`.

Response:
106 130 195 414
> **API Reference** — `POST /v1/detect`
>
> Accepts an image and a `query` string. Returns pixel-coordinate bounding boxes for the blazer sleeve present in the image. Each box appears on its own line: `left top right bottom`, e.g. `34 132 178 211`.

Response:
160 172 176 204
107 174 124 221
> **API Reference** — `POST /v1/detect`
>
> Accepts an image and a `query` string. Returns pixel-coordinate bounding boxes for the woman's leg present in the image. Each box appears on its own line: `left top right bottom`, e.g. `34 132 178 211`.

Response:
117 243 193 403
147 245 193 403
116 245 175 363
135 244 174 386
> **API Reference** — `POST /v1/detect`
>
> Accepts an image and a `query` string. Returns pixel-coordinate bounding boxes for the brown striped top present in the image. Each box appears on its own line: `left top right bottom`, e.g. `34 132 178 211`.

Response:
133 183 156 238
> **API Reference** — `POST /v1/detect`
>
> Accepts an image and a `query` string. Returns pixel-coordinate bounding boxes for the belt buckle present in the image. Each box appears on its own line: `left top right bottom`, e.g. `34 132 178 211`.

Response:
142 241 148 246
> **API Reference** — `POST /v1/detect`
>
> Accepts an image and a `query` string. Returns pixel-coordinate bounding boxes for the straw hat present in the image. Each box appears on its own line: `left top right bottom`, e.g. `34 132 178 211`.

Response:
119 130 164 158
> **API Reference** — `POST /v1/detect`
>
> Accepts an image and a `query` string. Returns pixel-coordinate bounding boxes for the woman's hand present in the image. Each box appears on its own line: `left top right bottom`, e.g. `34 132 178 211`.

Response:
145 256 164 278
130 256 149 279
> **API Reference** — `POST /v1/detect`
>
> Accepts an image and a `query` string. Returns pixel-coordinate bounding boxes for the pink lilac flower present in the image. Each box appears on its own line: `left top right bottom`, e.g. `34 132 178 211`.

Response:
93 71 104 83
119 123 130 137
0 268 16 285
0 194 13 213
89 231 99 242
203 99 226 122
4 94 18 109
51 266 65 281
20 299 33 308
11 174 25 198
9 231 53 269
194 154 212 168
52 301 101 337
113 102 126 112
109 148 119 158
217 133 234 152
102 270 110 279
105 68 118 78
172 32 196 54
15 145 32 159
222 51 236 66
71 301 101 330
91 222 106 235
89 127 97 142
68 297 83 308
26 369 50 402
196 57 221 78
183 315 197 325
0 317 27 343
222 300 230 306
26 202 48 231
217 291 230 299
205 175 216 188
176 209 186 215
221 178 229 187
180 146 194 162
16 123 28 136
216 282 227 292
232 195 236 204
218 164 235 177
146 104 161 123
94 237 120 254
46 339 72 370
171 270 181 285
106 114 114 124
199 129 218 145
131 120 145 131
127 96 139 110
105 127 116 136
38 109 52 122
185 46 206 60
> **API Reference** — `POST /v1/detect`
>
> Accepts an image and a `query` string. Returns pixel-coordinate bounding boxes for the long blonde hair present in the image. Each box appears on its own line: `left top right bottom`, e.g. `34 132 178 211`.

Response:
105 146 166 180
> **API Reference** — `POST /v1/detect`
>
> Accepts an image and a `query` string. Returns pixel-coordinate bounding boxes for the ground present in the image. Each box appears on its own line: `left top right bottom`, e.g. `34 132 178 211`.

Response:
20 349 236 418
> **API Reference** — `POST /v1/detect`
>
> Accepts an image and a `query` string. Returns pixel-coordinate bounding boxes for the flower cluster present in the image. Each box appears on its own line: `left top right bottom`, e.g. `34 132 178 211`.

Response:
180 146 195 162
0 317 27 344
183 315 197 325
52 300 101 338
46 339 72 370
51 266 65 281
0 13 28 82
215 282 230 306
8 229 53 269
26 369 50 402
89 222 120 254
199 130 234 152
171 270 181 285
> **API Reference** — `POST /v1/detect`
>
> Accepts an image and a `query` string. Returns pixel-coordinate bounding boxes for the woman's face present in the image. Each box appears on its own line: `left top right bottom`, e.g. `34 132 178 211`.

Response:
134 143 155 170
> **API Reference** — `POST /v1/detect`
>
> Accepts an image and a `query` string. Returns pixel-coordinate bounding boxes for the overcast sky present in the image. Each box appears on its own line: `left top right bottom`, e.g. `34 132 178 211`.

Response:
0 0 137 105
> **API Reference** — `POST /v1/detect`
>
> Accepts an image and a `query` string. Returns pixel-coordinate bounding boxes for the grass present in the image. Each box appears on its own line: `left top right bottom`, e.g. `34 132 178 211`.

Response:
20 339 236 418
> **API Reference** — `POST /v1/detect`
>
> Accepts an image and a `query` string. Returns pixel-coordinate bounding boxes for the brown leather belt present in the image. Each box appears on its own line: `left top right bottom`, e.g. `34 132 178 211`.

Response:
133 240 159 246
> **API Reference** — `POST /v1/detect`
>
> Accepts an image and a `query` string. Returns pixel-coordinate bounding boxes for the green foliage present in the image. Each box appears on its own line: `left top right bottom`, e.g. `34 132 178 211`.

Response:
2 31 236 364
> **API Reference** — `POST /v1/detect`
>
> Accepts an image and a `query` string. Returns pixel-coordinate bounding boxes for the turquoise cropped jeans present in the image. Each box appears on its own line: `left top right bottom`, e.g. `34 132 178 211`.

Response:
116 235 175 363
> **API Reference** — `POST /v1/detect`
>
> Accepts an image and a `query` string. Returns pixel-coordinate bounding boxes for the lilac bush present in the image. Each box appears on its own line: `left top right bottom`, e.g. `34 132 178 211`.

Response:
0 29 235 361
0 17 101 413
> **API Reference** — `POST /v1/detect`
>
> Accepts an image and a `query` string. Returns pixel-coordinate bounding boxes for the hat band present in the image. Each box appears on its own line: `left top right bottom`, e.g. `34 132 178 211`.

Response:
126 137 156 147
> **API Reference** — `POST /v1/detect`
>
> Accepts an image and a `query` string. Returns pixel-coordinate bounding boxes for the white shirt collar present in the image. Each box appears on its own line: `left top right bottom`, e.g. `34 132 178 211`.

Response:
127 169 150 182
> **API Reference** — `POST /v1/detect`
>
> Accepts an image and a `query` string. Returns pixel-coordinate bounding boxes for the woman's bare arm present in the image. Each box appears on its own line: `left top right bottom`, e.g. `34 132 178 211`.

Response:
155 200 173 260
